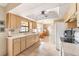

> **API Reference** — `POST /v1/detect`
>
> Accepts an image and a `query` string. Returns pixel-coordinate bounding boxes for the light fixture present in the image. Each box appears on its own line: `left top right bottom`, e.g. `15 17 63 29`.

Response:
41 10 48 17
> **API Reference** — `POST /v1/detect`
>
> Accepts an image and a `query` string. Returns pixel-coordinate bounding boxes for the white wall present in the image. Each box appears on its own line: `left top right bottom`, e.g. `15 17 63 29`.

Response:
54 21 65 49
47 24 56 44
0 7 6 56
37 23 43 32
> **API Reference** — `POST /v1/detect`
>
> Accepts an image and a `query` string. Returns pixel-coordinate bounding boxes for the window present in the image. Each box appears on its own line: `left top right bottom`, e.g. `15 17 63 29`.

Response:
19 21 29 33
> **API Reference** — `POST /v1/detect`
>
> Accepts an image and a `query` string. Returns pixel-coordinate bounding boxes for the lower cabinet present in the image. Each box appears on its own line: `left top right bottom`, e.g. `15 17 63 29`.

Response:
20 37 26 52
8 34 39 56
26 35 38 48
13 39 20 56
26 35 33 48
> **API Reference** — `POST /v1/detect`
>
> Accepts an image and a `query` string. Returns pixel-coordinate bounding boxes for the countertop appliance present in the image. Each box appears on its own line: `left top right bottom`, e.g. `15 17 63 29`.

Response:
64 29 75 43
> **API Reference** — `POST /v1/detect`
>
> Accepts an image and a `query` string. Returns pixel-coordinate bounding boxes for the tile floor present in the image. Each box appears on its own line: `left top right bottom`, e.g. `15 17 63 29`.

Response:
18 36 79 56
18 36 58 56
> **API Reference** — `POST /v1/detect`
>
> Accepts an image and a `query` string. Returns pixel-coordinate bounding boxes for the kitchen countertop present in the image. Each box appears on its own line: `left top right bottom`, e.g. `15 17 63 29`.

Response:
62 42 79 56
60 37 79 56
7 32 39 39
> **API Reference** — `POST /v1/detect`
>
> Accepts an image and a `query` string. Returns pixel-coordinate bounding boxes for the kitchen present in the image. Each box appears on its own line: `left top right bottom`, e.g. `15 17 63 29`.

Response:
0 3 79 56
0 3 58 56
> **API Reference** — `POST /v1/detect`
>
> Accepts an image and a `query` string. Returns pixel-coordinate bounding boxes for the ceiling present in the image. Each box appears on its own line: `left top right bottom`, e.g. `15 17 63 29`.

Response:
0 3 8 7
9 3 71 21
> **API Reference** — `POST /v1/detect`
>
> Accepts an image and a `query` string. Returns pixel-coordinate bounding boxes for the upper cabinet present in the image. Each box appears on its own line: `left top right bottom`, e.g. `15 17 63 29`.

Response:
64 3 76 22
32 21 37 29
6 13 21 29
20 19 29 32
29 21 33 30
29 21 37 30
6 13 16 29
64 3 77 28
16 16 21 28
6 13 37 32
66 20 77 28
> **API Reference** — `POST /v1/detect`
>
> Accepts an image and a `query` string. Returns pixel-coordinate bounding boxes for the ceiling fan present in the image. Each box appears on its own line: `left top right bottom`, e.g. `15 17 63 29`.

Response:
26 7 59 20
41 7 59 18
41 10 48 17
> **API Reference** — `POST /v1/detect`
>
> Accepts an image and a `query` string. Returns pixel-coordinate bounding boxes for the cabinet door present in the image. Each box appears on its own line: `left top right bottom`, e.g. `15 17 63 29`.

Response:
29 21 33 30
67 20 77 28
20 37 26 51
16 16 21 28
13 38 20 56
33 35 36 43
36 35 39 42
10 14 17 29
32 22 37 29
25 36 27 48
26 36 33 48
26 36 30 48
6 13 11 28
31 35 35 43
7 13 17 29
64 4 76 21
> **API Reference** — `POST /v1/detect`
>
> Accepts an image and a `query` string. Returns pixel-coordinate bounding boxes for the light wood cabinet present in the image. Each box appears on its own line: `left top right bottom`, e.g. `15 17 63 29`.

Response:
66 20 77 28
29 21 33 31
25 35 39 48
26 35 33 48
34 35 39 42
13 38 20 56
64 3 76 21
65 3 77 28
6 13 37 32
32 22 37 29
8 34 39 56
10 13 17 29
8 38 20 56
6 13 21 29
7 13 17 29
16 16 21 28
20 37 26 51
6 13 11 28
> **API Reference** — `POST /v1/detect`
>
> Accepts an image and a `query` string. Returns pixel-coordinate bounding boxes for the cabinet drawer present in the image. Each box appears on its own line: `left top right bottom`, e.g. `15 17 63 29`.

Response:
13 39 20 56
26 39 31 48
26 42 31 48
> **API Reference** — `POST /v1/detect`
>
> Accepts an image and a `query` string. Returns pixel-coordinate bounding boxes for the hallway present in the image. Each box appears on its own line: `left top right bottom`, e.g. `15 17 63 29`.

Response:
18 36 58 56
